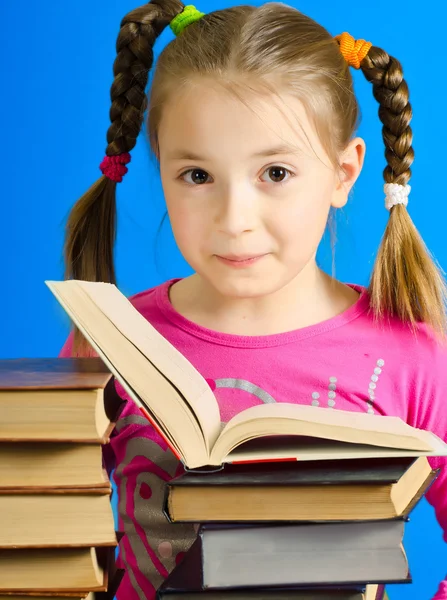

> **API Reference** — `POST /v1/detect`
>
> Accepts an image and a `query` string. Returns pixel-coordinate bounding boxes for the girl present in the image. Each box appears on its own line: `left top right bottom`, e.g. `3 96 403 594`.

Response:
59 2 447 599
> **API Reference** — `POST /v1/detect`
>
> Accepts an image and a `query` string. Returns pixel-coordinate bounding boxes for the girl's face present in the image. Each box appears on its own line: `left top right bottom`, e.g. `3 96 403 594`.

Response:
158 80 364 299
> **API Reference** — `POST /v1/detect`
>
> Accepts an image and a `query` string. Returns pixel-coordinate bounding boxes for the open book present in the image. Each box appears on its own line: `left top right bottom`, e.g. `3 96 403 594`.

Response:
46 280 447 470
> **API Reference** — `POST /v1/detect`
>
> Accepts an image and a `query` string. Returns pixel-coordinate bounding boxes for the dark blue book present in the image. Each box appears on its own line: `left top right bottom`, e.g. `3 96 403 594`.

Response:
165 456 437 523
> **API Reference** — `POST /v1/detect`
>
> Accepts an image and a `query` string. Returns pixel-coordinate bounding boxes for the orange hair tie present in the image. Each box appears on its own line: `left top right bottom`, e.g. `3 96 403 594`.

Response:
335 32 372 69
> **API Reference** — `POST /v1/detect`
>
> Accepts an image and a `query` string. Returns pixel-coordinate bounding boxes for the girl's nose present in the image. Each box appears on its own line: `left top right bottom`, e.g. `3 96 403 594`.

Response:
214 184 258 236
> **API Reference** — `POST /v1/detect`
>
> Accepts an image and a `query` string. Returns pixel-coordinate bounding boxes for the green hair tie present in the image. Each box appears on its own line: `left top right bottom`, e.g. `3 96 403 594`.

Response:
170 5 206 36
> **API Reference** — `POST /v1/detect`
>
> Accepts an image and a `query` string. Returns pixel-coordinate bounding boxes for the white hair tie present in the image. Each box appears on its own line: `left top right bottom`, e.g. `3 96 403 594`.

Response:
384 183 411 211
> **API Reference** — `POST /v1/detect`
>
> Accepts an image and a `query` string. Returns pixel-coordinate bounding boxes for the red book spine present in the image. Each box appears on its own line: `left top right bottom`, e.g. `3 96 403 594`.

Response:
138 406 182 462
230 457 298 465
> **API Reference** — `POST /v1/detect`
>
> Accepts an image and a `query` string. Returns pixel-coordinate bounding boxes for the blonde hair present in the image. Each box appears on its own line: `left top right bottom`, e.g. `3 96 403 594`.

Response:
64 1 447 354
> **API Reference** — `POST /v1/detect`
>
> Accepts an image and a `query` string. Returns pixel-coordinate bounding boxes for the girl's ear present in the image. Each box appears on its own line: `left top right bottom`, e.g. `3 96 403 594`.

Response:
331 136 366 208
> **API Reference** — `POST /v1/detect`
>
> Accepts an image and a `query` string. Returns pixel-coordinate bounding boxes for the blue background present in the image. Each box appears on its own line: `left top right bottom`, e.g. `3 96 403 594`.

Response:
2 0 446 597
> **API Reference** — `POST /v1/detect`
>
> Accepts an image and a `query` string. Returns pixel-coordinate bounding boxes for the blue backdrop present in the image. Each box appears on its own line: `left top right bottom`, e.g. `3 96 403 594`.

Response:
2 0 447 597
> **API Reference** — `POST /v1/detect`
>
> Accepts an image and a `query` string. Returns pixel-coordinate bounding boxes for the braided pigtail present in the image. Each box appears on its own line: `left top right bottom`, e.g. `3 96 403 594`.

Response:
358 45 447 337
65 0 185 354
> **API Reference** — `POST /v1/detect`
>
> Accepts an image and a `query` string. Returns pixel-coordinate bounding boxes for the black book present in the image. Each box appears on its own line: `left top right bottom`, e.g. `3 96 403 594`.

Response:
165 456 437 523
158 593 376 600
157 539 388 599
159 520 410 593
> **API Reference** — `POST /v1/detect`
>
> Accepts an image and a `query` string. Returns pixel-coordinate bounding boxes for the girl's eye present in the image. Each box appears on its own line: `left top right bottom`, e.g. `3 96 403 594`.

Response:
179 166 294 185
261 166 293 184
180 169 211 185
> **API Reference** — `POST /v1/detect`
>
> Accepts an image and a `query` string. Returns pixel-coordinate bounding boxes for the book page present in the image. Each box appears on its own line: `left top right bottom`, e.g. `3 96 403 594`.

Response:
77 281 221 449
47 280 218 468
210 403 438 465
224 434 447 464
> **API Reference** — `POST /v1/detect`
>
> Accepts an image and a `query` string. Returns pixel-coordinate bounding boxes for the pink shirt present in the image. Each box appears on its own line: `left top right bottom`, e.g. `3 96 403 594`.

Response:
60 278 447 599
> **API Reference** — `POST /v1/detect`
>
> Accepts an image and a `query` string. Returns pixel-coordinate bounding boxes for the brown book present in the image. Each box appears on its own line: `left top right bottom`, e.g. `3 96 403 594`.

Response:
166 456 437 522
0 489 116 548
0 443 109 490
0 593 93 598
0 547 109 593
0 358 124 443
0 592 93 600
47 280 447 469
0 537 125 599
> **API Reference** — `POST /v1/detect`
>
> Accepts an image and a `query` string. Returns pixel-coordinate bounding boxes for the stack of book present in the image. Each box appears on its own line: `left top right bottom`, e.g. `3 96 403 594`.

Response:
158 454 436 599
0 357 125 600
45 279 447 600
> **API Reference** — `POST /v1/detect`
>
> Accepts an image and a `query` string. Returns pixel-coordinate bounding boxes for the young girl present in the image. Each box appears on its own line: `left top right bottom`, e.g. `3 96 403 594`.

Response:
59 2 447 599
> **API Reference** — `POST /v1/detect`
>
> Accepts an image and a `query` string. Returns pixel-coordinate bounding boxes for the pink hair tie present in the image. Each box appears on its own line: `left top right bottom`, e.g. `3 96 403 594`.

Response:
99 153 131 183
